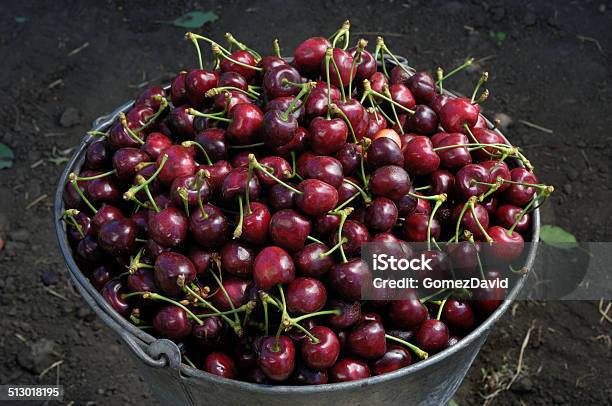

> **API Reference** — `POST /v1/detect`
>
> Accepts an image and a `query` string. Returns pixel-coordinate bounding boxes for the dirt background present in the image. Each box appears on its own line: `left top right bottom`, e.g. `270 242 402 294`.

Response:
0 0 611 405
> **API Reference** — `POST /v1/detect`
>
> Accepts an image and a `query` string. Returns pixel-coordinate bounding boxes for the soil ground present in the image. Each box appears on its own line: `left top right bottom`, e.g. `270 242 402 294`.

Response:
0 1 611 405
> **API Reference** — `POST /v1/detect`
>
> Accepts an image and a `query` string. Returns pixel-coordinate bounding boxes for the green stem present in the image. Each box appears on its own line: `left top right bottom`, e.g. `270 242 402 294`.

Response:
385 334 428 360
143 292 203 325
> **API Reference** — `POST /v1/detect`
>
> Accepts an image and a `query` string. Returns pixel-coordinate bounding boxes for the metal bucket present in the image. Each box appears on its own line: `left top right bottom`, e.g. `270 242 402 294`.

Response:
54 58 540 405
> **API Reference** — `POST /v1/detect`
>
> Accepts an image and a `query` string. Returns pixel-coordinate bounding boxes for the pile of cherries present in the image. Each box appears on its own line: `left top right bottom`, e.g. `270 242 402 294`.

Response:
62 21 552 385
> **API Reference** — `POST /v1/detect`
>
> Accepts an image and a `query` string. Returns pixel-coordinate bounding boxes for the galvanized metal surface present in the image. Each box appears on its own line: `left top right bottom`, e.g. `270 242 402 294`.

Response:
54 57 540 406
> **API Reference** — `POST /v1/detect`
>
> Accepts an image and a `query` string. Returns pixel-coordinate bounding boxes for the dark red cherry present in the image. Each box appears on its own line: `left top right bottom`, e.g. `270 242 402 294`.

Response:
98 218 136 257
185 69 218 107
471 128 506 161
85 174 120 205
90 265 114 291
334 143 361 176
371 345 412 376
303 156 344 189
452 202 489 240
203 352 236 379
154 252 195 296
255 156 292 187
226 103 264 146
213 90 251 112
259 55 287 72
429 93 450 114
365 108 387 139
211 277 249 311
349 47 376 80
287 277 327 314
189 204 230 248
148 207 188 248
314 213 341 236
170 174 211 208
404 104 439 135
294 37 331 75
145 238 171 261
91 204 124 234
127 269 157 293
442 300 476 331
170 71 188 106
257 336 295 381
267 183 296 211
265 96 304 122
309 117 348 155
403 212 439 242
327 299 361 331
390 65 410 85
329 259 371 301
84 140 110 170
263 65 301 99
329 358 370 382
486 225 524 262
447 241 478 277
403 136 440 176
294 243 334 277
253 246 296 290
369 165 411 201
220 241 254 278
219 71 248 91
272 126 308 157
337 98 368 141
432 132 472 170
221 167 261 204
495 204 531 235
439 97 479 133
153 305 192 341
194 128 228 162
367 137 404 169
76 235 104 263
416 319 449 354
337 177 359 204
324 48 355 88
389 83 416 110
430 170 455 195
365 197 398 233
186 245 213 277
156 145 196 186
167 106 196 139
368 71 388 97
305 87 340 119
473 270 506 315
269 209 311 252
101 280 131 316
294 179 339 216
331 220 370 257
406 71 436 103
301 326 340 370
239 202 271 245
199 160 232 191
388 295 428 329
480 160 511 193
503 168 538 206
292 364 329 385
347 320 386 359
454 164 492 201
220 50 258 80
142 132 172 161
262 109 298 147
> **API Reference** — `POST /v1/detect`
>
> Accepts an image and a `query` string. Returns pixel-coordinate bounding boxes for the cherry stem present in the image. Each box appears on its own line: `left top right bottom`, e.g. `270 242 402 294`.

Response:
225 32 262 61
229 142 265 149
119 113 144 145
142 183 159 213
337 208 352 263
248 154 302 195
407 192 440 201
328 49 346 101
209 269 241 325
274 284 289 350
187 108 232 123
290 322 320 344
291 309 341 324
454 200 471 243
329 103 357 143
348 39 367 97
211 43 263 71
281 82 315 121
414 185 432 191
87 130 108 138
184 284 238 330
419 288 448 303
61 209 84 237
206 86 259 99
383 85 404 134
325 48 333 119
359 139 371 187
427 194 447 250
436 57 474 84
186 32 205 70
195 169 209 220
182 141 213 165
471 72 489 103
376 36 412 77
436 294 450 320
260 292 270 336
468 199 493 242
436 67 444 93
333 191 360 212
273 38 281 58
319 236 348 258
233 195 244 239
135 97 169 133
68 175 97 214
306 235 325 244
343 178 371 204
507 187 553 235
142 292 204 326
362 79 415 114
123 154 167 201
330 20 351 50
385 334 429 360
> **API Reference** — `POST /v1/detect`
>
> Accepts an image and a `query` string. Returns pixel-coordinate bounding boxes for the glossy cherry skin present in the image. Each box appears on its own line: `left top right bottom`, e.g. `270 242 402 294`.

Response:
262 109 297 147
365 197 398 233
272 126 309 158
447 241 478 277
404 104 439 135
148 207 188 248
430 170 455 196
238 202 271 245
185 69 218 107
368 71 388 98
101 280 131 316
203 352 237 379
167 106 195 139
305 88 340 119
218 70 248 90
486 225 525 262
194 128 228 162
257 336 296 381
403 212 440 242
454 164 493 201
389 83 416 110
293 243 334 277
98 218 136 257
265 96 304 122
324 299 360 331
337 177 359 204
303 156 344 189
324 48 355 88
286 277 327 314
199 161 232 191
473 270 506 315
406 71 436 103
189 204 230 248
259 55 287 73
495 204 531 235
369 165 411 201
153 305 192 341
267 183 296 211
389 65 410 85
334 143 361 176
388 296 428 329
349 48 376 81
91 205 123 234
186 245 213 277
471 128 506 161
156 145 196 186
90 265 114 291
253 246 296 290
330 358 371 382
332 220 371 257
269 209 311 252
301 326 341 370
226 103 264 145
329 259 371 301
211 277 250 311
452 202 489 240
85 174 120 205
84 140 110 170
367 137 404 169
220 50 258 80
213 89 251 112
221 241 254 278
416 319 449 354
503 168 538 206
403 136 440 176
170 71 188 106
263 65 301 99
294 37 331 75
170 174 211 208
126 268 157 294
480 160 511 193
337 99 369 141
292 364 329 385
442 300 476 331
371 345 413 376
365 108 387 139
439 97 479 133
294 179 339 216
154 252 196 296
347 320 386 359
432 132 472 170
221 167 261 204
255 156 292 187
309 117 348 155
141 132 172 161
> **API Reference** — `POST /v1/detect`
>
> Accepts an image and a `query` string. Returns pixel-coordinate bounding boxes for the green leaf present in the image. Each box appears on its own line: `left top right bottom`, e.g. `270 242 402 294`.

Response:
171 11 218 29
540 225 578 249
0 143 15 169
497 31 506 42
15 16 27 24
448 400 460 406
